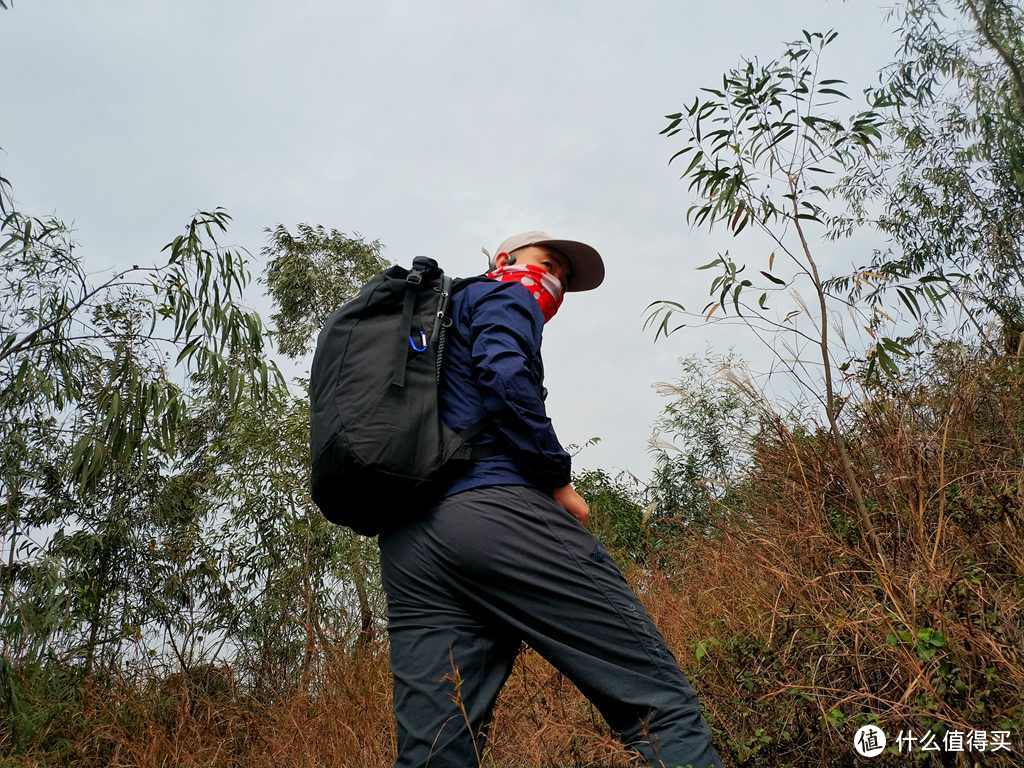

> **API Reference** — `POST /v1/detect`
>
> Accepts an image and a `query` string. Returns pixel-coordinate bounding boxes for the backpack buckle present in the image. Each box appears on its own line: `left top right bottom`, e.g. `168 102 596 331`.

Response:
407 271 423 285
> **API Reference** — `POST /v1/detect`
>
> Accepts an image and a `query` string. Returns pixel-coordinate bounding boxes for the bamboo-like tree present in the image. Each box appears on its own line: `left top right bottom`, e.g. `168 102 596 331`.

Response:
0 156 286 694
647 29 887 556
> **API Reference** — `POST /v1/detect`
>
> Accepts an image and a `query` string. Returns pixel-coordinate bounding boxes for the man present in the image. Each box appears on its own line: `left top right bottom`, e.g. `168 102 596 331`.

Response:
377 231 722 768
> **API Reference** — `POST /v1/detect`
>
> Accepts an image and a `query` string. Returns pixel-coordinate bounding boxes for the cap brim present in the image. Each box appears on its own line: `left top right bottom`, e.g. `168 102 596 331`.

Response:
535 239 604 292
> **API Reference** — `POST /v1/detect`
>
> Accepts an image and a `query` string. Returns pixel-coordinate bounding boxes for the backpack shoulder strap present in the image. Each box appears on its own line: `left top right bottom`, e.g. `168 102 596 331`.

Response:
450 274 494 295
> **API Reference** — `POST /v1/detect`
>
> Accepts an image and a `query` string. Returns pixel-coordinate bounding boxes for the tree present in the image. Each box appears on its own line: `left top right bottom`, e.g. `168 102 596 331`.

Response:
258 222 394 661
646 353 759 542
0 154 286 687
830 0 1024 361
198 378 384 695
573 468 647 565
646 29 887 556
260 224 390 358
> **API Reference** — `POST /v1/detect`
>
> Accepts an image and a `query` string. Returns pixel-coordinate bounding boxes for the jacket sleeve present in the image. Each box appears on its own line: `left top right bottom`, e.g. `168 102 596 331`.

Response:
468 281 572 491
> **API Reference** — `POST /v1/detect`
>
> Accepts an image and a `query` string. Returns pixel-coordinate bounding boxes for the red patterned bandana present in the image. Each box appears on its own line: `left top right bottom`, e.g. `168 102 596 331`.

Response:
485 263 565 322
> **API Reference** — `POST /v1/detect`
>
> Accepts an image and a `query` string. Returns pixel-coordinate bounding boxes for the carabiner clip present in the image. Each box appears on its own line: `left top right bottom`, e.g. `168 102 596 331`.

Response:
409 329 428 352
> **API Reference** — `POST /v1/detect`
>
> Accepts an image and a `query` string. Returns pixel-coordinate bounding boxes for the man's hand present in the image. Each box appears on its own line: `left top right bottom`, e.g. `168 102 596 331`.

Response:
553 484 589 525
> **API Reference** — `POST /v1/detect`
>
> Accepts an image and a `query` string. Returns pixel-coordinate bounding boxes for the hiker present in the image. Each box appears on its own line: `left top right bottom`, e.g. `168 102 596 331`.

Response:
377 231 723 768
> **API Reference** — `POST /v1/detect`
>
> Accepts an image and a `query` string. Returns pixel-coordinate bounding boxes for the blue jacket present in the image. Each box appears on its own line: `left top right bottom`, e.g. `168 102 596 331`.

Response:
437 277 572 497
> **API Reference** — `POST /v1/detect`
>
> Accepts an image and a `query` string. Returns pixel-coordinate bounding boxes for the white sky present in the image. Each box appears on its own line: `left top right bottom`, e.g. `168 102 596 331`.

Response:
4 1 900 483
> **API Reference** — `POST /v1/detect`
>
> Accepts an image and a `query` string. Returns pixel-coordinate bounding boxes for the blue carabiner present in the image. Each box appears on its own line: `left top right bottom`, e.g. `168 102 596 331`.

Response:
408 329 428 352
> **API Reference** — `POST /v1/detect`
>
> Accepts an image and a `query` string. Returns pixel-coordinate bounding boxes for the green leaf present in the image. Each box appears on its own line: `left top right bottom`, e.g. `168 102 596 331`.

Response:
0 233 21 254
681 150 704 178
760 270 786 285
896 287 921 320
734 210 750 235
825 708 846 727
659 117 683 136
695 640 709 663
110 390 120 426
668 146 693 165
175 337 202 366
876 345 897 376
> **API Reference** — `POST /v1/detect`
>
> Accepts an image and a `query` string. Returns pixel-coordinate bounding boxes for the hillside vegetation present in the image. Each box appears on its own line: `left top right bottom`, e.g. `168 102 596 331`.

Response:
2 1 1022 766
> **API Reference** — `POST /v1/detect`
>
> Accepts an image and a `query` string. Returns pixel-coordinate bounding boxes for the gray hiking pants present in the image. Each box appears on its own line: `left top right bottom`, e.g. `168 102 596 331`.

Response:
377 484 722 768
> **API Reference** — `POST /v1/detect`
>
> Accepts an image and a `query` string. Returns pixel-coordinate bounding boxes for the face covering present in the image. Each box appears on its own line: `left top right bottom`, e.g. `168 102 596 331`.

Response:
485 262 565 322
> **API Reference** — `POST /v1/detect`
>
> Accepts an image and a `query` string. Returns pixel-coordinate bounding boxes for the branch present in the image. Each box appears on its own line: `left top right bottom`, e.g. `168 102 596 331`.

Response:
0 267 141 364
963 0 1024 113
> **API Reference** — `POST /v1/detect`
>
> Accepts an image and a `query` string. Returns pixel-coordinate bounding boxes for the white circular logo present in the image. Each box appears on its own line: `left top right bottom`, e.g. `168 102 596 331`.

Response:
853 725 886 757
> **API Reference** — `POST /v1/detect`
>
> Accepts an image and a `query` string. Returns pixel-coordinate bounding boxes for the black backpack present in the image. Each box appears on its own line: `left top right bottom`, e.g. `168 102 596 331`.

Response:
309 256 495 535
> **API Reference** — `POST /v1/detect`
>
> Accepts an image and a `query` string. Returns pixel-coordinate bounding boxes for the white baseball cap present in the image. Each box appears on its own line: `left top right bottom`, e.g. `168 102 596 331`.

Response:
491 230 605 292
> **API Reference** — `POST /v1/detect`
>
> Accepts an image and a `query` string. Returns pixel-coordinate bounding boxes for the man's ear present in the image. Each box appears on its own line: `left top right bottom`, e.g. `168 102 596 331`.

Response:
494 251 511 268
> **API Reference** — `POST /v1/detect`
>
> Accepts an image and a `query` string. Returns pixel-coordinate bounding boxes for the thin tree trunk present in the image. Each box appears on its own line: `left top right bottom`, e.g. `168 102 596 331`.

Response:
790 185 886 562
0 512 18 657
349 550 374 648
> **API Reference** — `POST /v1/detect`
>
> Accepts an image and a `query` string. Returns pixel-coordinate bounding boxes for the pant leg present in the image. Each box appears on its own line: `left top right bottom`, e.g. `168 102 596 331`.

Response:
379 515 522 768
425 484 723 768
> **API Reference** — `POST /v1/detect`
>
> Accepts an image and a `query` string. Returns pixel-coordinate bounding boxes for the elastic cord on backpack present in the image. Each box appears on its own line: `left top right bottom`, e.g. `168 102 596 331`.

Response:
393 272 421 388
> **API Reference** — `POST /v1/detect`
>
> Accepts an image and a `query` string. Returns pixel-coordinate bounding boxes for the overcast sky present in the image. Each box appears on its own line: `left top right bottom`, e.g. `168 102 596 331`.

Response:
4 1 899 483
